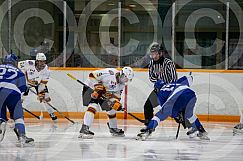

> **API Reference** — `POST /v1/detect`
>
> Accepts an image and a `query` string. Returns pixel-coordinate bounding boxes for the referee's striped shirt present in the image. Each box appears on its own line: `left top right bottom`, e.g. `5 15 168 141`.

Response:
148 57 177 83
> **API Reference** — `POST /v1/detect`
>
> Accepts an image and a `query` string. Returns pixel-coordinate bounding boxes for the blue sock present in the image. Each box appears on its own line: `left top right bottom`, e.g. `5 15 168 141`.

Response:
15 123 25 134
191 118 204 131
147 120 158 130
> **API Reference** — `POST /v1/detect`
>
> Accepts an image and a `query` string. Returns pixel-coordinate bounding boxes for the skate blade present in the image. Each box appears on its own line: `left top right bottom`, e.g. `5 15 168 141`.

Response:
199 136 210 141
78 134 94 139
111 133 125 137
135 133 149 141
16 141 35 148
135 136 147 141
187 130 199 138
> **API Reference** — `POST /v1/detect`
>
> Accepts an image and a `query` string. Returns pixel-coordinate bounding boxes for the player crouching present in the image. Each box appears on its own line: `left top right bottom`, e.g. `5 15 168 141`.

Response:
136 75 210 141
79 67 134 139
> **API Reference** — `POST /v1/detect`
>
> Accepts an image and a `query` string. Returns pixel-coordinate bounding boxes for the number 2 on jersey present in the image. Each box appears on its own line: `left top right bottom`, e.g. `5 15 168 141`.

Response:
0 67 18 79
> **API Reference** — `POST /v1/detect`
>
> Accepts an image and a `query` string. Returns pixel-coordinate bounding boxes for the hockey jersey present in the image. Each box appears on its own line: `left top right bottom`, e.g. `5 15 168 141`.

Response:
18 60 50 84
157 75 193 107
0 64 27 94
86 68 125 98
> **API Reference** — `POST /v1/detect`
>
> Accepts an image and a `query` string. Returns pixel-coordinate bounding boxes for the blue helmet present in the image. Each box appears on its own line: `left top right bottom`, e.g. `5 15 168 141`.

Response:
3 53 18 65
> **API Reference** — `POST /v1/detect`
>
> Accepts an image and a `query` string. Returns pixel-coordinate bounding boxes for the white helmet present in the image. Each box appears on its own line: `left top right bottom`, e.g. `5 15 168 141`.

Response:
36 53 46 61
120 66 134 82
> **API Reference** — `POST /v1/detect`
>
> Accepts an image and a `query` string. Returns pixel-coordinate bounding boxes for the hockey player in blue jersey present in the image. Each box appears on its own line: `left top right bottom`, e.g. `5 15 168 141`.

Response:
136 75 209 141
0 53 34 147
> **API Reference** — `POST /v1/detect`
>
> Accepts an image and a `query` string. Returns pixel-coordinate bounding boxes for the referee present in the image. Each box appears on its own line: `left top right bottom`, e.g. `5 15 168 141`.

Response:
143 42 178 127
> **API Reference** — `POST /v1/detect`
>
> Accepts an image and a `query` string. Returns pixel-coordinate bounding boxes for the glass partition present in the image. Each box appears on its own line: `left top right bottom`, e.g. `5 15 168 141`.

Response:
0 0 243 69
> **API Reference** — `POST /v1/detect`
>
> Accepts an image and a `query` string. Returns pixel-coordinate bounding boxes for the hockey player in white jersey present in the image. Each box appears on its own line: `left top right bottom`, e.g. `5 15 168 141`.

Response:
18 53 57 121
79 67 134 139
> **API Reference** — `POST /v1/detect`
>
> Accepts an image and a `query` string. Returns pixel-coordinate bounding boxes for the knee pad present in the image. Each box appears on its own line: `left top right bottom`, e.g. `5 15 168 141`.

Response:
87 103 99 115
107 109 116 119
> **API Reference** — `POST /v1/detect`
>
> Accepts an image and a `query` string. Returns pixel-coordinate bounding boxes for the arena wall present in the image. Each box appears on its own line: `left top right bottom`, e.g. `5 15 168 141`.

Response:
22 68 243 122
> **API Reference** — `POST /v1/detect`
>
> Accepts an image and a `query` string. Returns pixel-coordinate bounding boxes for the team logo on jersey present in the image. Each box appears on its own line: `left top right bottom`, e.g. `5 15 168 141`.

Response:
110 81 117 85
108 70 114 75
109 81 117 89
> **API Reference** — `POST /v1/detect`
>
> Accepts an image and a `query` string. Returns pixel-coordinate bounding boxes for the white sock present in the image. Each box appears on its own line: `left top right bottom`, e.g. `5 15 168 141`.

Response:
108 118 117 129
83 112 94 127
107 109 117 129
83 104 98 127
44 103 55 114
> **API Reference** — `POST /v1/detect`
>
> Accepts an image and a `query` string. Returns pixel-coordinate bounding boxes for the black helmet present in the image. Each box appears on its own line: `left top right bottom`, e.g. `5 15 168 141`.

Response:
150 42 164 53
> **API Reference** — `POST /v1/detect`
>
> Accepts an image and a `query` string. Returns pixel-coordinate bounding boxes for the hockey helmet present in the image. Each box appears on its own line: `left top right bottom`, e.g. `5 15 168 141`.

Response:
36 53 46 61
120 66 134 83
3 53 18 65
150 42 164 53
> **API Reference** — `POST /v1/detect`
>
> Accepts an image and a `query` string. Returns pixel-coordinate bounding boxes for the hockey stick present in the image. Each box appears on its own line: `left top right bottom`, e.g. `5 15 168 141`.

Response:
123 109 145 123
176 123 180 139
23 107 43 120
175 71 192 139
67 73 87 87
67 73 146 124
43 102 75 124
28 88 75 124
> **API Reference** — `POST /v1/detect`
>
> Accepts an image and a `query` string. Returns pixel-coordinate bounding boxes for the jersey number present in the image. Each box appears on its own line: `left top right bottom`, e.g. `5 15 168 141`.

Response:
0 68 18 79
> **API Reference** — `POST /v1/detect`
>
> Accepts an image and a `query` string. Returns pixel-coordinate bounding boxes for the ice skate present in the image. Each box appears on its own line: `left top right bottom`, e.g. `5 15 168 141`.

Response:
140 126 155 133
186 127 199 138
107 123 125 137
197 131 210 140
0 121 6 142
14 128 34 147
78 124 94 139
136 129 153 141
16 135 35 147
233 123 243 135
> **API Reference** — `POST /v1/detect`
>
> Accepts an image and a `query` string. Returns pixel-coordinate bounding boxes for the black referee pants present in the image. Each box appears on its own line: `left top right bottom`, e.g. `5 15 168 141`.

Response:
143 90 159 126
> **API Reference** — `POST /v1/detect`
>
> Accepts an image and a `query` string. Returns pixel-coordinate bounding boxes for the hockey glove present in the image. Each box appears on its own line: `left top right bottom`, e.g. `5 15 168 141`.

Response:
37 91 45 103
37 91 51 103
28 80 38 87
111 100 123 111
91 84 106 99
174 111 186 129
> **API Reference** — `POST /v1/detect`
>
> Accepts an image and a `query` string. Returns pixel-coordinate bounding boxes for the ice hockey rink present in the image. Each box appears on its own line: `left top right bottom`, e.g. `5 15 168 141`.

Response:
0 119 242 161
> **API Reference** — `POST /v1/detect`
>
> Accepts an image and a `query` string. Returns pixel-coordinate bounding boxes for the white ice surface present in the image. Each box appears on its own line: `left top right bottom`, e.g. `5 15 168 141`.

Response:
0 119 242 161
